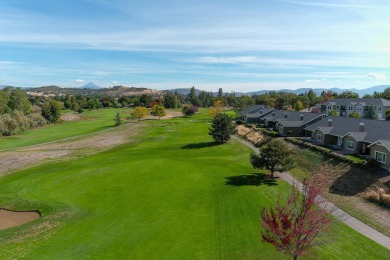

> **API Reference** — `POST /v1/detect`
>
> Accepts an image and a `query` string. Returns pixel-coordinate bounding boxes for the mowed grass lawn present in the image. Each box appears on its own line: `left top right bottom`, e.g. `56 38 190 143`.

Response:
0 108 129 150
0 110 388 259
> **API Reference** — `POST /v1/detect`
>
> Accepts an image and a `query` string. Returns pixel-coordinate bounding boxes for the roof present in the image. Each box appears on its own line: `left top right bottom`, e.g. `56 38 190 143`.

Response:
305 116 390 143
367 140 390 152
263 110 325 127
239 105 268 115
317 98 390 107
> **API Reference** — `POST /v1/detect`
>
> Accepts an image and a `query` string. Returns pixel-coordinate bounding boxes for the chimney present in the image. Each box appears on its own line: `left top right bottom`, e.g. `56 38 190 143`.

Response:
359 122 365 132
259 110 262 115
272 111 275 117
328 119 332 127
300 114 304 121
284 112 288 118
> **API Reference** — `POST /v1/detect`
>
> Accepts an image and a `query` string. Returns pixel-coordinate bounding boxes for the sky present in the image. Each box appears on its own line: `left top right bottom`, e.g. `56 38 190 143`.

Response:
0 0 390 92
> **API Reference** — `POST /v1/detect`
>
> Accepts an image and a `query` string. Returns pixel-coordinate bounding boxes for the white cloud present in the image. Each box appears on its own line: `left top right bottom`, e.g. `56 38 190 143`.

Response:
367 73 387 80
304 79 322 83
74 79 85 83
196 56 260 64
112 80 120 84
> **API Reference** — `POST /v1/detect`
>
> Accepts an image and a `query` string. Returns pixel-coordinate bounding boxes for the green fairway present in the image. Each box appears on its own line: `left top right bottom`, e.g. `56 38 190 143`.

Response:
0 111 389 259
0 108 128 151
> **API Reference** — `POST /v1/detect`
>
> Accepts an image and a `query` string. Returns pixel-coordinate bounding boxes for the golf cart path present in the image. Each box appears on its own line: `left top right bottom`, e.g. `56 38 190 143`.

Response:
231 135 390 250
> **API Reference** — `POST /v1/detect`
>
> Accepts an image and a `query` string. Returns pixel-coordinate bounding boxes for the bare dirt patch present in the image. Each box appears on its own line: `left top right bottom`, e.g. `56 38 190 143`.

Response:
145 111 182 120
61 113 82 121
0 123 144 176
0 209 40 230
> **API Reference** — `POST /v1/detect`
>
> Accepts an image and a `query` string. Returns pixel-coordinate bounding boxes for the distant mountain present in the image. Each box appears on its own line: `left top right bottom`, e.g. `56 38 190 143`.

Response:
81 82 101 89
247 86 389 97
165 88 202 96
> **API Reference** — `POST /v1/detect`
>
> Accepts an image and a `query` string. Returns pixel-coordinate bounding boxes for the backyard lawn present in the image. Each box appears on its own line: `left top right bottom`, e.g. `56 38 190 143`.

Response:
0 110 388 259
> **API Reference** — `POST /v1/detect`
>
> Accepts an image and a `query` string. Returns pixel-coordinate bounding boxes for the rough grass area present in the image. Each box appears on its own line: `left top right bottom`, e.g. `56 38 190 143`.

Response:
0 111 388 259
236 125 264 144
287 140 390 237
0 108 132 151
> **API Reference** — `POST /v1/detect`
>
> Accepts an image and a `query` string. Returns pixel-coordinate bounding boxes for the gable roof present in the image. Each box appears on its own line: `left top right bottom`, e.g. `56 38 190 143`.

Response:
305 116 390 143
245 108 274 118
317 98 390 107
239 105 268 115
367 140 390 152
263 111 325 127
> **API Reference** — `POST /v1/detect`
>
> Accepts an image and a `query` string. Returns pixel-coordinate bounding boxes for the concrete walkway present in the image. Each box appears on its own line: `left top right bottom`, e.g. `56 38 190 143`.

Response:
231 135 390 250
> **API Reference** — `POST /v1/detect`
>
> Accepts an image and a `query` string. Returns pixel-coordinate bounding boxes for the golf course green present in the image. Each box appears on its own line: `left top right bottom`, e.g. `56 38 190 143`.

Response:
0 109 388 259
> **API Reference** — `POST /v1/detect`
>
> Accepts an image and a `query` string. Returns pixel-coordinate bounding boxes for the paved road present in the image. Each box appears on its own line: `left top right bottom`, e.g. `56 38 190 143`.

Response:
231 135 390 250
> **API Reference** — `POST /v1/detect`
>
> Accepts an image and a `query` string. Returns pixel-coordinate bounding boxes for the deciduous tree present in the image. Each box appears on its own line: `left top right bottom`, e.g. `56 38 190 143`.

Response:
208 113 235 143
336 91 359 99
327 110 338 116
41 99 63 123
348 111 361 118
131 106 148 122
250 139 294 178
182 105 198 116
260 175 330 260
208 100 224 118
151 104 166 119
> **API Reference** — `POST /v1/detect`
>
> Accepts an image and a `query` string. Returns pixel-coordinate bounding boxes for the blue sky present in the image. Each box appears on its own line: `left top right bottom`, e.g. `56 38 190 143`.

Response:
0 0 389 92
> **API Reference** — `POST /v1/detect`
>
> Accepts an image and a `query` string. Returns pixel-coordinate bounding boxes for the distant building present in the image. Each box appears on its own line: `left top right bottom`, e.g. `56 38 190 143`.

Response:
316 98 390 119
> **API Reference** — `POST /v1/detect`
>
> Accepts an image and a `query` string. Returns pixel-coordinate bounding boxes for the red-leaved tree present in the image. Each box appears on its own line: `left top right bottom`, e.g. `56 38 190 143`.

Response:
260 175 330 260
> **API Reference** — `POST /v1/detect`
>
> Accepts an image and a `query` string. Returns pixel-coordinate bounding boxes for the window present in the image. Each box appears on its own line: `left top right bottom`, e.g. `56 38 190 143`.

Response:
327 105 332 110
337 137 342 146
346 140 355 150
348 106 353 111
336 106 340 110
356 106 362 111
316 134 323 142
375 151 386 163
378 107 382 111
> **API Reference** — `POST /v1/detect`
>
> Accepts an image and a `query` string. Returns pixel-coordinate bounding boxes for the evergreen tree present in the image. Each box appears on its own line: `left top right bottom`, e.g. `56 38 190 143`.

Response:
114 111 121 126
382 87 390 100
365 105 377 119
208 113 235 143
250 139 294 178
218 88 223 98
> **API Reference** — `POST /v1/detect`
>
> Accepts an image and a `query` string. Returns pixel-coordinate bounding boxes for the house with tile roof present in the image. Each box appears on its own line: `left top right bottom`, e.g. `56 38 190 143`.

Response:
316 98 390 119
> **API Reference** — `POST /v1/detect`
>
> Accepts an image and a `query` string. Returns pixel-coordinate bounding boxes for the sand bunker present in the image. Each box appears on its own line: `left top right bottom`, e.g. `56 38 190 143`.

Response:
0 209 40 229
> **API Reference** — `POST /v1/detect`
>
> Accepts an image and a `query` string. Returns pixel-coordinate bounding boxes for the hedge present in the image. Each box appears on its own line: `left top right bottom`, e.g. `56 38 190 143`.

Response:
284 137 365 167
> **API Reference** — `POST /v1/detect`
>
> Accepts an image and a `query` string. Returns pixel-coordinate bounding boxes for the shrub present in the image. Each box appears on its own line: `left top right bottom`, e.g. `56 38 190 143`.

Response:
364 190 379 202
27 114 47 128
260 128 279 137
12 110 30 131
378 189 390 207
182 105 198 116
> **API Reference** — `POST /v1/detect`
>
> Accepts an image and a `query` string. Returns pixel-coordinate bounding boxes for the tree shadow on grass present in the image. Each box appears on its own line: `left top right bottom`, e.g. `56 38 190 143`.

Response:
226 173 278 187
181 142 220 149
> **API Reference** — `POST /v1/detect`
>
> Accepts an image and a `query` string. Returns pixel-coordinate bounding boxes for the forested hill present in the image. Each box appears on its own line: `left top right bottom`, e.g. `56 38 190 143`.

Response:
27 85 163 97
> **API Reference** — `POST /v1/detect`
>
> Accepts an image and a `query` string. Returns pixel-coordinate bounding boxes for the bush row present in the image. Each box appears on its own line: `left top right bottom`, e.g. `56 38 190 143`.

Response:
284 137 365 167
0 110 47 137
259 128 279 138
